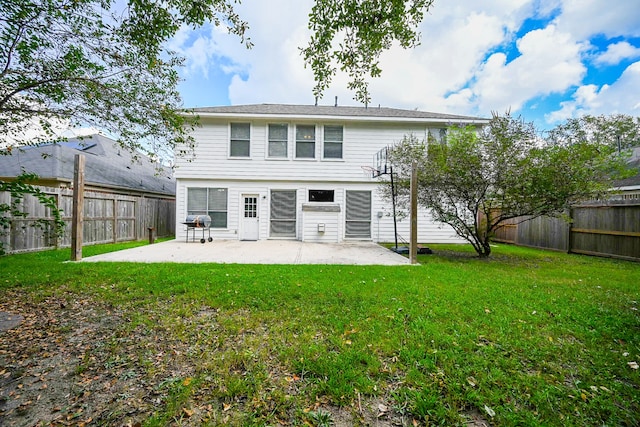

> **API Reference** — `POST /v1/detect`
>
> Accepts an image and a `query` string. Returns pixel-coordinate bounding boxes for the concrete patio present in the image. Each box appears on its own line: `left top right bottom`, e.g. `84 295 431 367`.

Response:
79 239 411 265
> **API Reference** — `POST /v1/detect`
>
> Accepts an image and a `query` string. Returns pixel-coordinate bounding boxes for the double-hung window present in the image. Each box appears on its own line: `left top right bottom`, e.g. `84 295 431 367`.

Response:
187 188 228 228
295 125 315 158
323 125 343 159
230 123 250 157
268 124 288 158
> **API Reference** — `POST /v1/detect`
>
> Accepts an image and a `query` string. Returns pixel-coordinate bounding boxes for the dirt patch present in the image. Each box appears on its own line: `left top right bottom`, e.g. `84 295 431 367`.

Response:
0 290 161 426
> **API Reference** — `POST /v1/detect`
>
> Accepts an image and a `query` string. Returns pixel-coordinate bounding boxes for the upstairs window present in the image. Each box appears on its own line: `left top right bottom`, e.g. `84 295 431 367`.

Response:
296 125 315 158
323 125 343 159
268 124 288 158
230 123 250 157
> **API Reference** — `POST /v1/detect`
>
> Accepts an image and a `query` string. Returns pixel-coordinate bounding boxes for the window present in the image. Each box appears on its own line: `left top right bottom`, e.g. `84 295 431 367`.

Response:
230 123 250 157
345 190 371 238
268 124 288 158
270 190 296 237
187 188 228 228
323 125 343 159
296 125 315 158
309 190 334 202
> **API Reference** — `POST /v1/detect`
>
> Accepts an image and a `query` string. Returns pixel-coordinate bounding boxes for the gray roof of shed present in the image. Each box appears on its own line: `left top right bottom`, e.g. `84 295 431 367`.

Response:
190 103 488 123
0 134 175 196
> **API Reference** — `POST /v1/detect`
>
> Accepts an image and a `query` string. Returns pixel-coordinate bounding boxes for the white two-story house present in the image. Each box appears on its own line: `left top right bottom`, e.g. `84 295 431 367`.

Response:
174 104 488 244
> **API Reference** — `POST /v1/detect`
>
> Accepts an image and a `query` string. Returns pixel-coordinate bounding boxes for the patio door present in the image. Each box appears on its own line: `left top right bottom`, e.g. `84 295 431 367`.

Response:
240 194 259 240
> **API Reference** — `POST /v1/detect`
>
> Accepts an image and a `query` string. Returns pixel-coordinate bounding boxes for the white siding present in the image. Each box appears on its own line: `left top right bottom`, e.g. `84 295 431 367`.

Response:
174 118 428 183
174 115 466 244
175 179 464 244
301 208 341 243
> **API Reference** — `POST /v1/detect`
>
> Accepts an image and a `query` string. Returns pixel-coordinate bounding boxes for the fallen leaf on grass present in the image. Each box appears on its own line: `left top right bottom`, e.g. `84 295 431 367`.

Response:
628 361 639 370
484 405 495 418
467 376 477 387
223 403 232 412
182 408 194 417
182 377 192 386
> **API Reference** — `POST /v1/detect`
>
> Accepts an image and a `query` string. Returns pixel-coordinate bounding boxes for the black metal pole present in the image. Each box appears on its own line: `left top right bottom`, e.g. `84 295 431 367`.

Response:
390 166 398 250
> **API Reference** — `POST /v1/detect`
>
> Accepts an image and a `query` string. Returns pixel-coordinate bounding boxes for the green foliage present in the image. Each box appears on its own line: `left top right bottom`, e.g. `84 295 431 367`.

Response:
387 113 630 257
303 0 434 104
0 0 250 159
0 171 65 254
548 114 640 151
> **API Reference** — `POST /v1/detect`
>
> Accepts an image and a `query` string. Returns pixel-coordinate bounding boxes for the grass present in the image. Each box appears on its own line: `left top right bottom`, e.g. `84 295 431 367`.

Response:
1 242 639 426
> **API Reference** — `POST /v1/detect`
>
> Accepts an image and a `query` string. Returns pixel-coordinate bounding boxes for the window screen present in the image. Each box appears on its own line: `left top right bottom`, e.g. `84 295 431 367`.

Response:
270 190 296 237
345 190 371 238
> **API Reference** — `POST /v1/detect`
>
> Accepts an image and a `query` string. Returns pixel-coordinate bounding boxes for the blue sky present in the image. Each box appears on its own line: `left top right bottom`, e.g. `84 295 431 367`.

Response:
169 0 640 131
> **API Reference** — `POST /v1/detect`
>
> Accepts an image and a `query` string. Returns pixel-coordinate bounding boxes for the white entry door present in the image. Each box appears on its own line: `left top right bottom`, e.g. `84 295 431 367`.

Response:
240 194 260 240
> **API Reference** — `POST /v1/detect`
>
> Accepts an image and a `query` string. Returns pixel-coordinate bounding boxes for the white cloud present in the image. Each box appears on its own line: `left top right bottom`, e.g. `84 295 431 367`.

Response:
169 0 640 124
471 25 586 113
595 41 640 65
554 0 640 39
546 61 640 122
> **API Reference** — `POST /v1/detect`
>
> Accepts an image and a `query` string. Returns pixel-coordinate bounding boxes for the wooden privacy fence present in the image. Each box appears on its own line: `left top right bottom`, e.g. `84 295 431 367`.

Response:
491 200 640 262
1 186 175 253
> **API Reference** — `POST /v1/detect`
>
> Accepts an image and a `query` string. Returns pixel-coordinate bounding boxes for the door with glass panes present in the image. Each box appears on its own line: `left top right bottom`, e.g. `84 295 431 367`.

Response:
240 194 259 240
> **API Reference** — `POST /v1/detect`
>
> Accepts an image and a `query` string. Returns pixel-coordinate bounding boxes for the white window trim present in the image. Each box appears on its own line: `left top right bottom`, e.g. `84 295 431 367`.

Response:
321 124 345 161
229 122 252 159
294 124 317 160
265 122 291 160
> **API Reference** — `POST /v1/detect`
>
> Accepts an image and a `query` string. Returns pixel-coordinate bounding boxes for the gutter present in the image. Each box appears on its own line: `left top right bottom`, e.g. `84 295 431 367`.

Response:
184 111 490 125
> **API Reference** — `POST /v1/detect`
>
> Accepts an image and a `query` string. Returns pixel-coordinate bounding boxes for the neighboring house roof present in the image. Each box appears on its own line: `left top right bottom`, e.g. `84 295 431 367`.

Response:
0 134 175 197
614 146 640 189
189 103 488 124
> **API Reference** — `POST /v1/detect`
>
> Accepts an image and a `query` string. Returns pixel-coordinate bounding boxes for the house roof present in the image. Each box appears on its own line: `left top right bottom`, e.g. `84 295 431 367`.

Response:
614 146 640 189
0 134 175 197
189 103 488 124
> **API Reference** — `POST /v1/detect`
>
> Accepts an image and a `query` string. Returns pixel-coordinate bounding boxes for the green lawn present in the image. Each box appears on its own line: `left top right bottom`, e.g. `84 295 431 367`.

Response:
1 242 639 426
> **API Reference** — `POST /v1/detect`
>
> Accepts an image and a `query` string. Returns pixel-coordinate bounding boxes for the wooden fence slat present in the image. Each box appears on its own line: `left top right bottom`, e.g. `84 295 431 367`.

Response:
1 185 175 253
486 204 639 262
571 228 640 238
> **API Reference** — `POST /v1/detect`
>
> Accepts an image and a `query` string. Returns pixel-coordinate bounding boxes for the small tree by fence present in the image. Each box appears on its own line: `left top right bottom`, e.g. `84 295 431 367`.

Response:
490 200 640 262
1 186 175 253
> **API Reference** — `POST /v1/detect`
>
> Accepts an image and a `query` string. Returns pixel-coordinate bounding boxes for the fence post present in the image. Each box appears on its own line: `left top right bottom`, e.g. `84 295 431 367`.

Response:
70 154 85 261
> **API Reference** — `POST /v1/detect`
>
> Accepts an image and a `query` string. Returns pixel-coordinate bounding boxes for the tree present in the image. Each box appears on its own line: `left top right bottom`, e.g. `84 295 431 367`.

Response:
547 114 640 152
0 0 253 252
303 0 434 105
0 0 251 159
1 0 433 153
386 113 629 258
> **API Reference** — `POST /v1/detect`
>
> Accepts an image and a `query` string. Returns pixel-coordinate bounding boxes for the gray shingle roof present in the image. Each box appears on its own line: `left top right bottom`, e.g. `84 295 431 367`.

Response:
614 146 640 188
190 103 488 123
0 134 175 196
